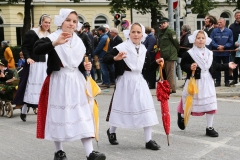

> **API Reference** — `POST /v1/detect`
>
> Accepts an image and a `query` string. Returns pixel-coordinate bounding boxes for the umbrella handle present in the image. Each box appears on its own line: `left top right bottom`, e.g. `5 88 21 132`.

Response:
85 56 89 63
159 62 164 81
191 70 195 77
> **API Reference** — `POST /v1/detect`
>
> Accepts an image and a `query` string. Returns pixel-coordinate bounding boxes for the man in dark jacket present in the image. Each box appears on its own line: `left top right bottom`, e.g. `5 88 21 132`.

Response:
158 17 179 93
143 26 157 89
210 17 233 87
94 26 114 88
109 28 123 48
77 27 92 57
229 11 240 85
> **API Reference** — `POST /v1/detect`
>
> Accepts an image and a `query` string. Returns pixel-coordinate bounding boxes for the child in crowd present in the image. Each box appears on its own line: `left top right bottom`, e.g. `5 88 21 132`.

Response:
17 51 25 68
179 30 237 137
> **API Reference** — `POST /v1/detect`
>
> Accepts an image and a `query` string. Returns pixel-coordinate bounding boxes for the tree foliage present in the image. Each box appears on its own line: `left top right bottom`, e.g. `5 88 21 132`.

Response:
107 0 161 15
190 0 218 15
106 0 162 32
226 0 240 11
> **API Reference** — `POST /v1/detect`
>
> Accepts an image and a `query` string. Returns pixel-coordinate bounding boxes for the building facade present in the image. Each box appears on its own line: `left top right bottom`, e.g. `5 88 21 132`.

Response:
0 0 238 46
0 0 130 46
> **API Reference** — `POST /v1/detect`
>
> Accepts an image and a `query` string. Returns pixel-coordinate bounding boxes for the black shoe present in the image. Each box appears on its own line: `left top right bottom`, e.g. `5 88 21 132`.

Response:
54 150 68 160
99 84 110 88
215 82 221 87
20 113 26 122
87 151 106 160
225 82 230 87
107 129 119 145
230 80 237 85
96 79 102 83
177 113 185 130
145 140 160 150
206 127 219 137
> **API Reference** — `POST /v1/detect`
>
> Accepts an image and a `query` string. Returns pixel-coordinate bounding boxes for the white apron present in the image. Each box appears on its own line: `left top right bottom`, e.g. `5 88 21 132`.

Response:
24 28 49 105
182 47 217 113
109 41 159 128
44 30 94 141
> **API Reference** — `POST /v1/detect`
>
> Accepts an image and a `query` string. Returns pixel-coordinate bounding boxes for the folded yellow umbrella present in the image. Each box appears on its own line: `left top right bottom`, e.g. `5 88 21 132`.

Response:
184 70 198 127
85 57 101 142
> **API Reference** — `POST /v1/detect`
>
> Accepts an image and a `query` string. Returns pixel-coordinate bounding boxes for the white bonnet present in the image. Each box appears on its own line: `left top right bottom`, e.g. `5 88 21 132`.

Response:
54 8 82 31
123 23 147 42
188 30 212 45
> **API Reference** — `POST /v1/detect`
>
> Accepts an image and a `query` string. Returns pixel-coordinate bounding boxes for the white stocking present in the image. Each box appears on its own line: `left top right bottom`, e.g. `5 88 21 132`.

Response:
21 104 28 114
54 141 63 152
81 138 93 157
206 114 214 128
109 126 117 134
143 126 152 143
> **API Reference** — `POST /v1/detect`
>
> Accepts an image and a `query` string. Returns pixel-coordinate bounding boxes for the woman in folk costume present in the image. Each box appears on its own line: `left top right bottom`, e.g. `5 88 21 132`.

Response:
103 23 164 150
179 30 236 137
13 14 51 122
33 9 106 160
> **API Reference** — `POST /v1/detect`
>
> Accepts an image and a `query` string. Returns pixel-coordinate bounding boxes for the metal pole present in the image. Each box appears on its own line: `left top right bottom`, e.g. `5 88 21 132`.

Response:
168 0 174 29
175 1 182 80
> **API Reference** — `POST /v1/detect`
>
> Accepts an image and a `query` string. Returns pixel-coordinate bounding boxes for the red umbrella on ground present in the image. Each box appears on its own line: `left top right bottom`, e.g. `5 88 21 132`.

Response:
156 62 171 146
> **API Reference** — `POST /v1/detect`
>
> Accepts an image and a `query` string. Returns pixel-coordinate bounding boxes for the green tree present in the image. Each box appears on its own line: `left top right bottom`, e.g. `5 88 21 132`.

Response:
226 0 240 11
190 0 218 15
107 0 162 31
0 0 31 43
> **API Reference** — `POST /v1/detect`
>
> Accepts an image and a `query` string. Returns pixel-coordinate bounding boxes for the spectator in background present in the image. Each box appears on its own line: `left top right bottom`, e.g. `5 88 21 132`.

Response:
94 26 113 88
92 29 102 83
1 40 15 69
178 24 192 58
158 17 179 93
77 27 93 59
210 17 233 87
143 26 157 89
204 16 215 37
17 51 25 68
110 28 123 48
0 59 13 84
229 11 240 85
83 22 95 80
103 24 111 39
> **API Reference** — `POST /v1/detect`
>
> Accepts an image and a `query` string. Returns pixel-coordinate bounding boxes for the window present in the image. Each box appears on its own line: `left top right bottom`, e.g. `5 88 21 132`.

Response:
220 12 230 27
197 14 205 30
0 17 4 43
173 14 183 31
16 27 23 46
94 16 107 28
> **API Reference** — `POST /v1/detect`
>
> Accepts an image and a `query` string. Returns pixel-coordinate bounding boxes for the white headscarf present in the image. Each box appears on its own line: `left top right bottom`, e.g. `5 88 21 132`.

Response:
187 30 213 70
54 8 82 31
48 9 86 68
188 30 212 45
115 23 147 72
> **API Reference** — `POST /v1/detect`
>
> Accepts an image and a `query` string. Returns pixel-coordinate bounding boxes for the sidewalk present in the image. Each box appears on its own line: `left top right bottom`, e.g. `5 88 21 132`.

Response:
99 79 240 98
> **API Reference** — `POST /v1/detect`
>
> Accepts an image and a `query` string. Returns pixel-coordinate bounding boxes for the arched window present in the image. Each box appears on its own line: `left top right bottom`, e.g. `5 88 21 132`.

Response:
196 14 205 30
78 16 84 24
220 12 230 27
94 16 108 28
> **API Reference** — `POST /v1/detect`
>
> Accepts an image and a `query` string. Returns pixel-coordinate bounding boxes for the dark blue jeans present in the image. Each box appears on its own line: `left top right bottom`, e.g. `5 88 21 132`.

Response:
215 56 229 83
99 60 115 85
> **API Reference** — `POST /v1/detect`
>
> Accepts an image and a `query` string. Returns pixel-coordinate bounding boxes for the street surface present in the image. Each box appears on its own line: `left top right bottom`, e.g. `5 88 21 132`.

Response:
0 95 239 160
